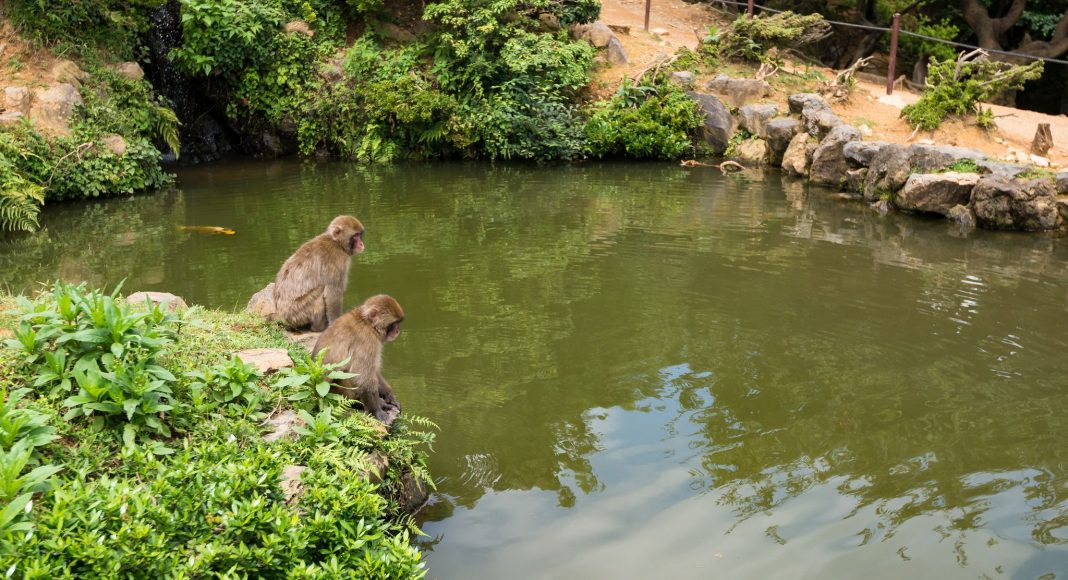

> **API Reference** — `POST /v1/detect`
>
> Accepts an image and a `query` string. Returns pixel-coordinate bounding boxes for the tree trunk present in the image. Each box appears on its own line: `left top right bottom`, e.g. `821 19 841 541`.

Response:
1015 8 1068 58
960 0 1028 51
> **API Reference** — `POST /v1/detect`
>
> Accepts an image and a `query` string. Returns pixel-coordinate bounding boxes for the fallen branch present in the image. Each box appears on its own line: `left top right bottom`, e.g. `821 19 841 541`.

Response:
717 160 745 174
631 53 679 83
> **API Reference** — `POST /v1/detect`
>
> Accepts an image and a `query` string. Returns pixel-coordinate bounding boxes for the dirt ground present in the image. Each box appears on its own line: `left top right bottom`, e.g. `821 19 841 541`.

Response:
0 20 58 88
595 0 1068 167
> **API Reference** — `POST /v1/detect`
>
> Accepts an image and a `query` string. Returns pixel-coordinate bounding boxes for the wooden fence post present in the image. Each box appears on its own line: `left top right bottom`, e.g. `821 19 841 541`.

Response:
644 0 651 31
887 13 900 95
747 0 754 19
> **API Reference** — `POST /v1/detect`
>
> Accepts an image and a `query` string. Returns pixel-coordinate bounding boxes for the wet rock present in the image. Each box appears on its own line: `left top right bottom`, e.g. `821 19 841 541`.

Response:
29 84 83 137
668 71 695 89
906 143 986 173
737 104 778 138
764 117 801 161
393 471 430 513
113 62 145 82
280 465 306 505
809 125 861 187
283 20 315 37
359 453 390 484
972 176 1062 231
102 134 127 156
605 36 628 65
781 132 812 177
4 86 31 114
51 60 87 88
947 204 976 229
732 138 771 166
264 410 304 442
247 283 277 319
977 160 1029 178
871 199 893 216
846 168 868 193
126 291 187 311
894 172 980 216
235 348 292 375
706 74 771 108
843 141 889 168
285 331 320 352
687 92 734 155
863 143 910 202
1057 172 1068 195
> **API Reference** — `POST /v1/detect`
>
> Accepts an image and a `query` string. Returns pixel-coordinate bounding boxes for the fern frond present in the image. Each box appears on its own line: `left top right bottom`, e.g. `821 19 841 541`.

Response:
151 103 182 159
0 187 43 232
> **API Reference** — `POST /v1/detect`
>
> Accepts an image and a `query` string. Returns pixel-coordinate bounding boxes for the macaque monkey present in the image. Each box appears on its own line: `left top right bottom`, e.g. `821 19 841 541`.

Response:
312 294 405 423
272 215 365 332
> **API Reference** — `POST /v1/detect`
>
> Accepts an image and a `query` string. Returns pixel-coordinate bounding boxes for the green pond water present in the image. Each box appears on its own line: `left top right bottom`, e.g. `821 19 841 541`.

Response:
4 160 1068 577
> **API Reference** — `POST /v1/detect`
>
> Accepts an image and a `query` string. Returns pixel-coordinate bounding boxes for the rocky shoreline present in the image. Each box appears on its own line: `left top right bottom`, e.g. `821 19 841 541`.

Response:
681 77 1068 233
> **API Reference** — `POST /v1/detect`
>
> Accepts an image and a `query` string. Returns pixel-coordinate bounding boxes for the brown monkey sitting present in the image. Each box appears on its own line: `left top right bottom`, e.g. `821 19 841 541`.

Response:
312 294 405 423
272 215 365 332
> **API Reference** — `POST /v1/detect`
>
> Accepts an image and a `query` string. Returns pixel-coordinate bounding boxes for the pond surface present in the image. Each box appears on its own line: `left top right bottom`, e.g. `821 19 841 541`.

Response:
4 160 1068 578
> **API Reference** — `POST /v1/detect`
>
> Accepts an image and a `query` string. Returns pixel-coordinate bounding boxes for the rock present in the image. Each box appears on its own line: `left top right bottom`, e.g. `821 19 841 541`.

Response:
809 125 861 187
687 92 734 155
871 199 893 216
51 60 87 88
283 20 315 37
126 291 187 311
393 471 430 513
650 27 669 36
1057 172 1068 195
0 111 24 126
359 453 390 484
977 160 1029 178
1032 123 1052 156
947 204 976 229
764 117 801 161
280 465 306 505
668 71 695 89
737 104 778 138
28 84 83 137
235 348 292 375
781 132 812 177
4 86 31 114
732 138 771 166
804 109 843 140
537 13 560 31
846 168 868 193
906 143 986 173
264 410 304 442
285 331 321 352
843 141 889 168
894 172 980 216
863 143 910 201
787 93 830 115
858 124 873 137
586 22 616 48
971 176 1062 231
607 24 630 35
706 74 772 108
113 62 145 82
1030 154 1050 168
379 22 415 42
247 283 277 319
102 134 127 156
319 60 343 82
605 37 628 65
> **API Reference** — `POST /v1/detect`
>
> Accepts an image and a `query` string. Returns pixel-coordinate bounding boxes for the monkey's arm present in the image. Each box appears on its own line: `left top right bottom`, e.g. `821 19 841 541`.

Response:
323 281 344 325
377 371 399 410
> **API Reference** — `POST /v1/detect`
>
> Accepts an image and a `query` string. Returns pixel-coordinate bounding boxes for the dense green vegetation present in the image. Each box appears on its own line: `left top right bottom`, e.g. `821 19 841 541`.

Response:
0 283 434 577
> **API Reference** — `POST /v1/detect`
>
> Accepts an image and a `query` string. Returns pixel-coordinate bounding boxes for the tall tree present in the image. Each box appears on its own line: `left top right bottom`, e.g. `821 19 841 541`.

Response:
961 0 1068 58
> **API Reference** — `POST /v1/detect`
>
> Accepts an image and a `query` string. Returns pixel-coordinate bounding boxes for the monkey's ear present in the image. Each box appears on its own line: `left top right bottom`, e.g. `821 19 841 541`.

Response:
329 224 342 237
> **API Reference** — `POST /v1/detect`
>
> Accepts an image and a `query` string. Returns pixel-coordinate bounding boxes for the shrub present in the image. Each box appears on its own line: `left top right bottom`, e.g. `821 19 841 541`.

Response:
585 81 705 159
714 11 831 64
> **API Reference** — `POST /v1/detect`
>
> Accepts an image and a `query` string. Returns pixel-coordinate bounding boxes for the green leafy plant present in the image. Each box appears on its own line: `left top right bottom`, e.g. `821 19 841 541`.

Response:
294 408 344 443
585 80 705 159
713 11 831 65
939 159 981 173
0 388 57 453
274 350 355 413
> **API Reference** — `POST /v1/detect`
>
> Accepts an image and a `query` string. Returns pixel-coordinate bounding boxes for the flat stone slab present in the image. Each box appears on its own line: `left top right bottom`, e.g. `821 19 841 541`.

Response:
263 410 304 442
280 464 306 504
126 291 188 311
284 331 320 352
236 348 292 374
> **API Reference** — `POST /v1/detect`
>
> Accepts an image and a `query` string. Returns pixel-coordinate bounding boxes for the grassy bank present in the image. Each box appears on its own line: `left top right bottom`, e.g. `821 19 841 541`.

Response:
0 283 433 578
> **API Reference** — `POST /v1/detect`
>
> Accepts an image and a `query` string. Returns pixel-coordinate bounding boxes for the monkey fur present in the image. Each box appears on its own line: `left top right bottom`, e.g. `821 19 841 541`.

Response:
312 294 405 423
272 215 365 332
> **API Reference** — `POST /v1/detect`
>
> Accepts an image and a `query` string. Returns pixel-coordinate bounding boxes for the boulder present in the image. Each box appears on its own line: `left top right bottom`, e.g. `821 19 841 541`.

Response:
843 141 889 168
846 168 868 193
605 37 628 65
804 109 843 140
264 410 304 442
0 111 24 126
871 199 893 216
1030 154 1050 168
809 125 861 187
894 172 980 216
706 74 771 108
947 204 976 229
247 283 277 319
971 176 1062 231
787 93 830 115
1032 123 1052 156
359 453 390 484
732 138 771 166
1057 172 1068 195
687 92 734 155
580 22 616 47
737 104 778 138
280 465 306 505
906 143 986 173
283 20 315 37
113 62 145 82
50 60 87 88
4 86 31 114
764 118 801 161
977 160 1029 178
126 291 187 311
102 134 127 156
781 132 812 177
668 71 695 89
537 13 561 31
235 348 293 375
863 143 910 201
379 22 415 42
393 471 430 513
28 84 83 137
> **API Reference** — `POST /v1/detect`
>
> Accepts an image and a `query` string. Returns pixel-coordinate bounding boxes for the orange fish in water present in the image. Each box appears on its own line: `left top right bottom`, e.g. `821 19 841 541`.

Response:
178 225 236 235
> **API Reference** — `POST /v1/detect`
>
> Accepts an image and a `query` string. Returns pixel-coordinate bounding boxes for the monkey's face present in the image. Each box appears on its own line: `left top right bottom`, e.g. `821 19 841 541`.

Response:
349 230 365 255
385 320 402 342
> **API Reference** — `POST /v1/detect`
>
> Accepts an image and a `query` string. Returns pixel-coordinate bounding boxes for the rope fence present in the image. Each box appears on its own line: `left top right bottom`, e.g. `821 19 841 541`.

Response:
641 0 1068 96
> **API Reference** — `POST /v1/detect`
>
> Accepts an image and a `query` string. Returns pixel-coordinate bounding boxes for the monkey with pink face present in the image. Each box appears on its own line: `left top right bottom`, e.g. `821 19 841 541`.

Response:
271 215 365 332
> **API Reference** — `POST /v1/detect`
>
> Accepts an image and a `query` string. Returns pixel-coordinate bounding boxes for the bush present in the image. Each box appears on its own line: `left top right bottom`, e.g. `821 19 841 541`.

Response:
901 50 1044 131
585 81 705 159
714 11 831 64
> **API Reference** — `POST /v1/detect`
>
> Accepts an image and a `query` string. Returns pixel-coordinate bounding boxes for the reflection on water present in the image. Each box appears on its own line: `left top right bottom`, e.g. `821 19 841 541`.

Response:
3 161 1068 578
